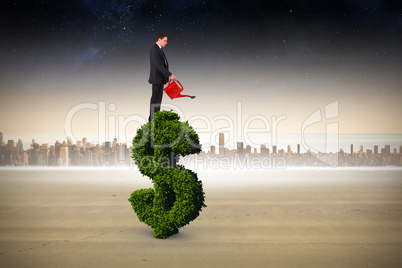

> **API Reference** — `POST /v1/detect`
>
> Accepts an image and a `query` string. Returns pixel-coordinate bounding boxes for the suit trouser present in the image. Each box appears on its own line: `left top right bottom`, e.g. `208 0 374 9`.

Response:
149 84 164 122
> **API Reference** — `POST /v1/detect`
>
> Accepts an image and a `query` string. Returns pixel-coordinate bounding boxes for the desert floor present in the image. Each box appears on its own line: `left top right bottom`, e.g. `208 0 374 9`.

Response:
0 168 401 267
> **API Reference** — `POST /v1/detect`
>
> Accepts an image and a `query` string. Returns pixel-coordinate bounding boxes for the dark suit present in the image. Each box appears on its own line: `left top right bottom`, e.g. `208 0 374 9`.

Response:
148 44 172 122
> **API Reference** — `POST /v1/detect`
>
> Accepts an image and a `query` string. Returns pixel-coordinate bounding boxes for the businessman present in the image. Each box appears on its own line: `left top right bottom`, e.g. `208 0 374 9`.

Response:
148 32 177 122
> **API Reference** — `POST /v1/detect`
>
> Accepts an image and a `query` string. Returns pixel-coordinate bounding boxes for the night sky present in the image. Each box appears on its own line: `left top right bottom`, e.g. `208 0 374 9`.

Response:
0 1 401 146
2 1 400 72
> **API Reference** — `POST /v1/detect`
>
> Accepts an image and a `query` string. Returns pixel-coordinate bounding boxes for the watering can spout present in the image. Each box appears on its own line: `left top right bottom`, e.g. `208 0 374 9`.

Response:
164 79 196 100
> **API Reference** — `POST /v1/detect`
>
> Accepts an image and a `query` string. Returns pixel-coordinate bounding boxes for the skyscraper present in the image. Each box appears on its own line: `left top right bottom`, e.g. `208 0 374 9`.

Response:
0 132 3 147
237 142 244 156
384 145 391 157
59 146 69 166
55 141 61 163
359 145 364 157
82 137 87 148
210 145 216 155
219 133 225 155
113 138 118 148
119 143 127 161
17 139 24 162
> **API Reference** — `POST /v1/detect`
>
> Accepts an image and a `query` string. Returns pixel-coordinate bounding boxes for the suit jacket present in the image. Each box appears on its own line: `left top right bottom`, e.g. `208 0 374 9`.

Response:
148 44 172 85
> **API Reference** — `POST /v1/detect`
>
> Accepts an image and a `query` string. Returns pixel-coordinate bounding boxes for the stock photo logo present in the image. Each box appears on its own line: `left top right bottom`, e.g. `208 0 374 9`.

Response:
63 100 340 169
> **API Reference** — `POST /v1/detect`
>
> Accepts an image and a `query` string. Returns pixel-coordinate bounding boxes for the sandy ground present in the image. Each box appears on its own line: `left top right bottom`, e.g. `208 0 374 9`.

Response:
0 168 401 267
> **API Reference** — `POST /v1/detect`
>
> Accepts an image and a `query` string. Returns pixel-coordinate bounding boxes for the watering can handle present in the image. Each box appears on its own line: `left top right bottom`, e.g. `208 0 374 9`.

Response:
169 79 183 89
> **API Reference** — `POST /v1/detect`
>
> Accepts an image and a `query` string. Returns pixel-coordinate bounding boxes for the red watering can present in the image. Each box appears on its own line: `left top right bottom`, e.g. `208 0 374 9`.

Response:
164 79 196 99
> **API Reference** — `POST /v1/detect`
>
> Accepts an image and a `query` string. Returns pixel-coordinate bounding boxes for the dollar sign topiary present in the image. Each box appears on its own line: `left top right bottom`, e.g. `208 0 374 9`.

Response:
128 110 206 239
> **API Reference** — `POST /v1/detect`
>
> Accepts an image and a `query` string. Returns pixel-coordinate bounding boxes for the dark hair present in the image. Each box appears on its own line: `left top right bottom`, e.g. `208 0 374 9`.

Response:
156 32 168 41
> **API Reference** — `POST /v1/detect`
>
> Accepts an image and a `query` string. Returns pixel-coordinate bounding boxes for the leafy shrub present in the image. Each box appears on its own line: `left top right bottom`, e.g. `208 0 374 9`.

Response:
128 110 206 239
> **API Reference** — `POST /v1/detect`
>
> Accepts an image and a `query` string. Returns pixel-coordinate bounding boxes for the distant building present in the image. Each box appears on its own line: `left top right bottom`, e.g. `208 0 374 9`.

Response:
237 142 244 156
104 141 111 148
113 138 118 148
55 141 61 164
219 133 225 155
210 145 216 155
59 146 69 166
260 144 269 156
119 143 127 162
384 145 391 157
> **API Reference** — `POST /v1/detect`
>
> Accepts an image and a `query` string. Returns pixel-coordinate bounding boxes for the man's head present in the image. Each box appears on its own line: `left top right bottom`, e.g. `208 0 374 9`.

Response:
156 32 168 48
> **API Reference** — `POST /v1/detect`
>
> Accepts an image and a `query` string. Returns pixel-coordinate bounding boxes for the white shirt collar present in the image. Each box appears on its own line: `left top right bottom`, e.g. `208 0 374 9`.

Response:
156 42 162 49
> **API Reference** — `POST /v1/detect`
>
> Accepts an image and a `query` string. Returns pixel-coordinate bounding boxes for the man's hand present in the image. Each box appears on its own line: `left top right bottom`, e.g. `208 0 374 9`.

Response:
170 74 177 81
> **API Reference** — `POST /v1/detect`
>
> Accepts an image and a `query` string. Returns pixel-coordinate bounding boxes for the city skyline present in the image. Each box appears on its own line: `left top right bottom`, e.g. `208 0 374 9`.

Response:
2 131 401 155
1 132 401 168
